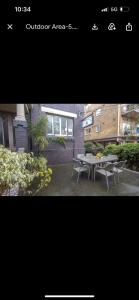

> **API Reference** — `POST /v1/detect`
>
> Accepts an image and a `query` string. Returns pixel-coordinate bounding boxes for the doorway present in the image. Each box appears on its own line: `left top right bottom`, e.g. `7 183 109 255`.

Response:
0 114 15 149
136 125 139 134
0 116 5 145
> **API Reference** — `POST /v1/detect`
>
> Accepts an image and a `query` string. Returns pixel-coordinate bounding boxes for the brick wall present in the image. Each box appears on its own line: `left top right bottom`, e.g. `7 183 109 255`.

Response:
84 104 139 144
31 104 85 164
84 104 118 142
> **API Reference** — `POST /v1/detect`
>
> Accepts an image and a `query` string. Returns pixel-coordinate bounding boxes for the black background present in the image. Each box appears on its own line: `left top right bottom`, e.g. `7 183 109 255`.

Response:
0 1 138 299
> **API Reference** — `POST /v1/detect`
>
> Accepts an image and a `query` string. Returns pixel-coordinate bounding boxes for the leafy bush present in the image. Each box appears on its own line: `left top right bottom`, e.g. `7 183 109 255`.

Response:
28 116 48 154
0 145 52 196
55 136 66 148
103 144 121 156
47 136 67 148
94 142 104 149
103 143 139 170
84 142 93 153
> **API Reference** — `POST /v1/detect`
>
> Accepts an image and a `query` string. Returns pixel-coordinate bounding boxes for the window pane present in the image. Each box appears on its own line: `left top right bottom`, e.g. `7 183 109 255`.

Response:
123 123 131 130
67 119 73 136
47 115 53 134
54 116 60 134
96 109 102 116
61 117 67 135
96 124 101 132
82 115 93 128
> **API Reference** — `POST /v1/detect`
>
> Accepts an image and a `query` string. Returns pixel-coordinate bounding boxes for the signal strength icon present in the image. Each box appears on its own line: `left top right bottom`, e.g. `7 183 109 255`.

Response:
101 7 109 12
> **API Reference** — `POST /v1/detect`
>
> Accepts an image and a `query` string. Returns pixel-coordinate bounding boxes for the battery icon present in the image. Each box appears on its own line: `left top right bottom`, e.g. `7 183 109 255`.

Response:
120 6 130 12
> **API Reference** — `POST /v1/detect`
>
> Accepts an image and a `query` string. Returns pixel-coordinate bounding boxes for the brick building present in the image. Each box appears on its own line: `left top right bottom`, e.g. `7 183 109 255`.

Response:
84 104 139 145
0 103 85 164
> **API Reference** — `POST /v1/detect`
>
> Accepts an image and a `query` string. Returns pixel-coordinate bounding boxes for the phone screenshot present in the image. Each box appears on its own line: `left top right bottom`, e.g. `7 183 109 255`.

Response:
0 1 137 33
0 1 138 300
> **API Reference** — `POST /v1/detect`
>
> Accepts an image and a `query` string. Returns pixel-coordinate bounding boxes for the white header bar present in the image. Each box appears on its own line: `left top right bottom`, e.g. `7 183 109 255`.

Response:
41 106 77 118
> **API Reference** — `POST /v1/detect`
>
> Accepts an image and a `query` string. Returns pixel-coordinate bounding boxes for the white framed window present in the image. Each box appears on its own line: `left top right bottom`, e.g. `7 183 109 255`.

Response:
96 124 101 133
122 122 131 135
61 116 67 135
47 114 73 136
122 123 131 131
82 115 93 128
96 109 102 117
47 115 53 135
67 118 73 136
54 115 60 135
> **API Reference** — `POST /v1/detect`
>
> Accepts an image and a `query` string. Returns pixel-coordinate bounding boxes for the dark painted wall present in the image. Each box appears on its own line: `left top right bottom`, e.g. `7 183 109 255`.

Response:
31 104 85 164
13 120 28 151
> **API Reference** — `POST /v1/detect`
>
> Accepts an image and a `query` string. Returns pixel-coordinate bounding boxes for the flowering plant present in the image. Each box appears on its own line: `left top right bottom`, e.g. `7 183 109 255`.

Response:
96 152 103 159
0 145 52 196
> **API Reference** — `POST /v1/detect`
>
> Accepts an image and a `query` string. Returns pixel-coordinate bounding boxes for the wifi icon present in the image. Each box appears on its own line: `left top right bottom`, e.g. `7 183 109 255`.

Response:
101 7 109 12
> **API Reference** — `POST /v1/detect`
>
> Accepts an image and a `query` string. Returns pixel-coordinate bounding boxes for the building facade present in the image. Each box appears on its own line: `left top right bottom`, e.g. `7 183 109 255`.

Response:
84 104 139 145
0 103 85 164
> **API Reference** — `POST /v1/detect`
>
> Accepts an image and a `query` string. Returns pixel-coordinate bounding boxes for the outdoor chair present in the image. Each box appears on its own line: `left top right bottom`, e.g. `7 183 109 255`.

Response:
112 160 127 183
94 163 116 191
77 154 85 160
103 155 118 167
72 158 90 183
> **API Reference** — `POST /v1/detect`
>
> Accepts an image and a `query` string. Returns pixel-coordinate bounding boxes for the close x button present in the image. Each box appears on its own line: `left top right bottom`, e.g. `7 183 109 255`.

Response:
7 24 13 30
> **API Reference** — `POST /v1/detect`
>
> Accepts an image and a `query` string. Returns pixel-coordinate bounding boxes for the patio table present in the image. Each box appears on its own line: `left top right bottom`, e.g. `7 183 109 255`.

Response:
78 155 118 181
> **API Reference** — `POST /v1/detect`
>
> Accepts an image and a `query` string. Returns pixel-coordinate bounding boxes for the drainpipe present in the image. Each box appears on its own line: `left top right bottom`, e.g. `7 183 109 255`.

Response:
117 104 120 143
73 137 75 158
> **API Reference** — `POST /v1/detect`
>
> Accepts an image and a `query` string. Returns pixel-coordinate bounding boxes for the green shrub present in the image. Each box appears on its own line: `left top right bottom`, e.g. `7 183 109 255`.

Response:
48 136 66 148
91 142 97 148
103 144 121 156
0 145 52 196
84 142 93 153
56 136 66 148
103 143 139 170
95 142 104 149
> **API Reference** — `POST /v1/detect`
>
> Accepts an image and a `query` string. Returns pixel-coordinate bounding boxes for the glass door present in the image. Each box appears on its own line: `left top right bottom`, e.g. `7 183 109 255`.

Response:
136 125 139 134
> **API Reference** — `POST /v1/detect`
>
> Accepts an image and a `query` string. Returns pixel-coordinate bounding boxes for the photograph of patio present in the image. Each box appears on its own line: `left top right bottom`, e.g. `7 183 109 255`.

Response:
0 103 139 196
40 162 139 196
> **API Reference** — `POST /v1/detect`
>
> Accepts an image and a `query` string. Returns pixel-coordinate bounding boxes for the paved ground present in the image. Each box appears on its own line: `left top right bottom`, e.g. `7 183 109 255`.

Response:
39 163 139 196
